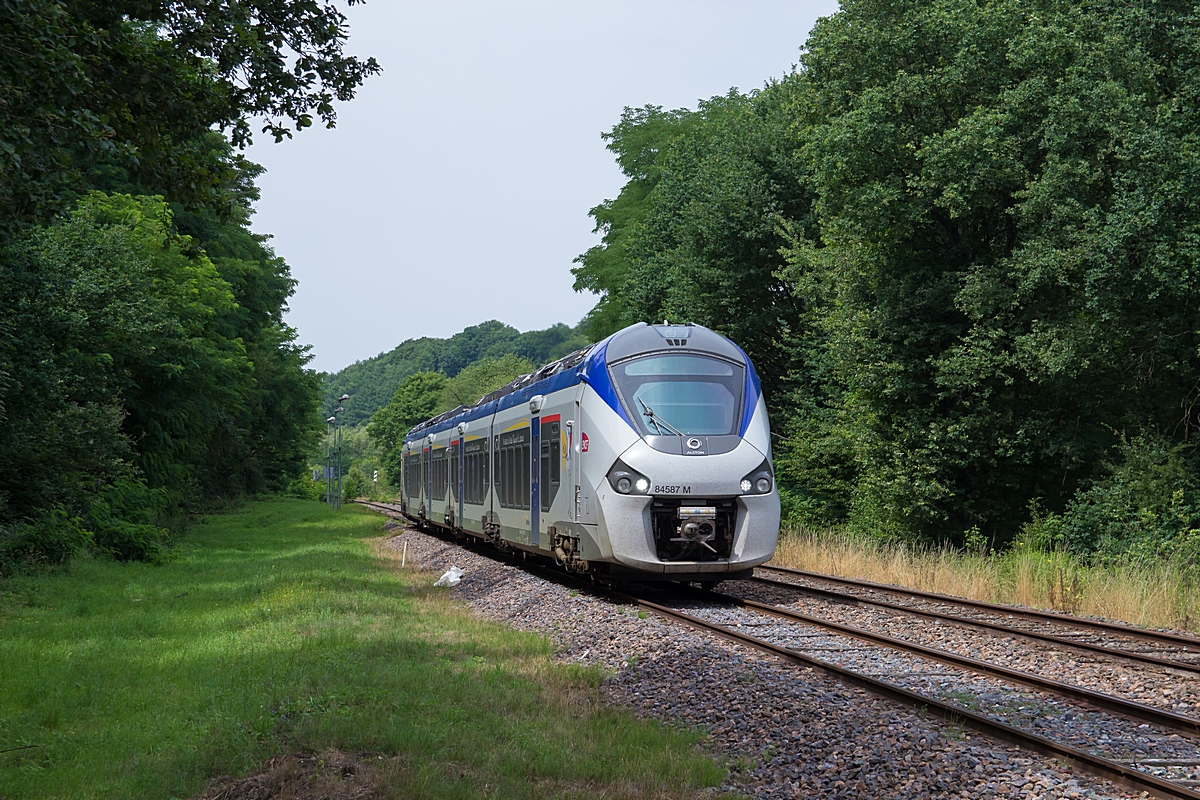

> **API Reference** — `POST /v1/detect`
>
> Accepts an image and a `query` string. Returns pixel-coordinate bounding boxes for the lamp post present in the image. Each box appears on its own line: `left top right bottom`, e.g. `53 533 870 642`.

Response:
325 416 336 507
335 394 350 509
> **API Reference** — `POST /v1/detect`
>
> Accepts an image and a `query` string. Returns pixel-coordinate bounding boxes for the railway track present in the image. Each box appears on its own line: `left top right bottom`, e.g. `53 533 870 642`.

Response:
358 501 1200 799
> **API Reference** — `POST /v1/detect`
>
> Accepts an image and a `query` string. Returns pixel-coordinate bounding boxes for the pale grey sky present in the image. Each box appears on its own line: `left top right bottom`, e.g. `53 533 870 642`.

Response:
246 0 840 373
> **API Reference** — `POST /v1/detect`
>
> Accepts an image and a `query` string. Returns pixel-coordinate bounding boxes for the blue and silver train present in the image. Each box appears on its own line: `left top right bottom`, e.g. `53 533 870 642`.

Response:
397 322 780 582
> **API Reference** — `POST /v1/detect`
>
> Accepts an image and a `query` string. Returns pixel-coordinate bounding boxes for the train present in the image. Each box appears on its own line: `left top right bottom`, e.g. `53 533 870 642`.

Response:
396 321 780 583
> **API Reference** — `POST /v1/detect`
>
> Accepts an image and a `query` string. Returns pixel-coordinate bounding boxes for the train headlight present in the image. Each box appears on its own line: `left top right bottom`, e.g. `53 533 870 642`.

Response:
607 459 651 495
740 460 774 495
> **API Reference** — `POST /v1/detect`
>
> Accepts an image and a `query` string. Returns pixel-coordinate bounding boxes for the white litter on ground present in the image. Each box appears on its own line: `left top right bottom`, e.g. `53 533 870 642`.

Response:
433 565 465 587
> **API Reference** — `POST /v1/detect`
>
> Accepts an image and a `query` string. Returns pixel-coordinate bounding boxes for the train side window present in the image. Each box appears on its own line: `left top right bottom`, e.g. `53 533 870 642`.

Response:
494 437 501 506
467 452 476 504
508 446 517 509
475 452 481 504
438 454 442 498
463 440 487 505
502 446 509 508
475 451 482 503
434 448 447 499
550 423 561 486
511 446 519 509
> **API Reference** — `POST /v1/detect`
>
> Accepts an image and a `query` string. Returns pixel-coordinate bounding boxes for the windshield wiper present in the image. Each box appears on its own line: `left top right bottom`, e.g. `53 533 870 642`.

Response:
638 398 685 437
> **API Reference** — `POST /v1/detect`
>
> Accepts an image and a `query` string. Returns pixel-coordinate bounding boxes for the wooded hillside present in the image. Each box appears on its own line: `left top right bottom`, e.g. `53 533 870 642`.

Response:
324 320 589 427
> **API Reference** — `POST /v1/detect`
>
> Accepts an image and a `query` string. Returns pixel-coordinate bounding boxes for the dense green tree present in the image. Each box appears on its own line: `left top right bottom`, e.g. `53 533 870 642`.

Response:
440 355 535 410
785 0 1200 542
0 1 360 568
572 89 851 523
0 0 379 237
366 372 447 484
620 90 816 402
571 106 696 339
0 194 239 517
0 191 318 515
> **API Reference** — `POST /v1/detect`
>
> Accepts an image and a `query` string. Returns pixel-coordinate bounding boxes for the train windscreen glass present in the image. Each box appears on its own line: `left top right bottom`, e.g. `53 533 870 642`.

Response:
612 355 744 436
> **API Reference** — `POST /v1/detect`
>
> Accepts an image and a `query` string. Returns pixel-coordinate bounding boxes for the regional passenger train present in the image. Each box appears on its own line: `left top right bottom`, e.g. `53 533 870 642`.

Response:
397 322 779 583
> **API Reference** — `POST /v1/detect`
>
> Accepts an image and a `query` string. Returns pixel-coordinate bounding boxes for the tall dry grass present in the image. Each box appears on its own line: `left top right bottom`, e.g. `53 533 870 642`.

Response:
772 527 1200 634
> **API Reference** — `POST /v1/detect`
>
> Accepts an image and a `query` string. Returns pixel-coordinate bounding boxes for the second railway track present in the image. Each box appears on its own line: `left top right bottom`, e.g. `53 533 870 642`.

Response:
757 564 1200 667
619 584 1200 799
623 590 1200 799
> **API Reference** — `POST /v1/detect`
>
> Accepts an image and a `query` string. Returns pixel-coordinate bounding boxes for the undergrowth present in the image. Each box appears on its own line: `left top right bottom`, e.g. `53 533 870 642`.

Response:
773 526 1200 632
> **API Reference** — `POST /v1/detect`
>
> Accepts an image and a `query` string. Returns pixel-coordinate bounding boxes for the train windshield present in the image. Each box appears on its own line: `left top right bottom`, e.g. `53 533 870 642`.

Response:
611 354 744 436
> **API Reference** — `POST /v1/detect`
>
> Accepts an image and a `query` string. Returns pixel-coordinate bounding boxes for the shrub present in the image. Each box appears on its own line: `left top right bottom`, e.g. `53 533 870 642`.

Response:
284 473 325 502
0 509 93 577
341 467 367 501
88 481 173 563
1036 434 1200 568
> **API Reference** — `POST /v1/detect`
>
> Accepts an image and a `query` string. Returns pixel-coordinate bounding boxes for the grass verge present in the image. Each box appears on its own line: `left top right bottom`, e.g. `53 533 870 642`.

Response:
0 499 723 799
774 527 1200 634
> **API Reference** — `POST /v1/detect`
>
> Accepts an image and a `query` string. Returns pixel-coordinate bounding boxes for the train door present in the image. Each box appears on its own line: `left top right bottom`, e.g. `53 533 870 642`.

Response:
455 424 465 529
574 384 596 525
530 412 541 548
402 445 411 514
447 438 458 526
424 440 432 518
565 417 575 523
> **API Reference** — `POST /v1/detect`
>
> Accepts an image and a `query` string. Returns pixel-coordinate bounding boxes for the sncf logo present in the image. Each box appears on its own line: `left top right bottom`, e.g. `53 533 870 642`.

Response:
581 432 590 452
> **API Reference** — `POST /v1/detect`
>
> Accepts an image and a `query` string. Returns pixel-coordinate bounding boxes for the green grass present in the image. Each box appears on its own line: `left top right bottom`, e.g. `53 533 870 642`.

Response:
0 499 723 799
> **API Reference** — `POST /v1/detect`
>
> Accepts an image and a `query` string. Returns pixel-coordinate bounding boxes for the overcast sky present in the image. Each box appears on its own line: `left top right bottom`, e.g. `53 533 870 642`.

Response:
246 0 840 374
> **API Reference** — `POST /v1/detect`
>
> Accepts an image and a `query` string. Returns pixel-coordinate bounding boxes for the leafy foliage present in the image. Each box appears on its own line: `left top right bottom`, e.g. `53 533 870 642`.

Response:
0 510 94 578
571 106 696 339
0 0 380 236
440 354 536 410
0 0 365 569
577 0 1200 560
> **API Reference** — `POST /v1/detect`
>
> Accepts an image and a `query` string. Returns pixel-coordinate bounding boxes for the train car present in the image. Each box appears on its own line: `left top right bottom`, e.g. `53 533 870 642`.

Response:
397 322 779 582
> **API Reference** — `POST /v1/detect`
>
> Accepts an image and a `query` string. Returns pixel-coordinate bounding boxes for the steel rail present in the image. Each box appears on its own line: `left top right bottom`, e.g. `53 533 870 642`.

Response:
759 564 1200 650
702 587 1200 736
359 504 1200 798
623 593 1200 800
749 573 1200 676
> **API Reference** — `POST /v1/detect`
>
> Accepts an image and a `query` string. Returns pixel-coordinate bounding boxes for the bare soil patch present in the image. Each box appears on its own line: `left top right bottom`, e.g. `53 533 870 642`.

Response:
197 749 397 800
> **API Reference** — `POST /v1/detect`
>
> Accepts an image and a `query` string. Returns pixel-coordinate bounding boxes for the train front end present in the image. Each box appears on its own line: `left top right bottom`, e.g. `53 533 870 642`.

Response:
578 322 780 581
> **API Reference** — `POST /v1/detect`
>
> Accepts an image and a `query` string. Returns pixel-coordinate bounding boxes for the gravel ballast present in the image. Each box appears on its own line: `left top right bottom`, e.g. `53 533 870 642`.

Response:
377 520 1154 799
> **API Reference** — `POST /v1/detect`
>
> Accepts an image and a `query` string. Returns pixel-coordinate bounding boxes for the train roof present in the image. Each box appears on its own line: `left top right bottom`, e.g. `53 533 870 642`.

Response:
401 322 757 444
